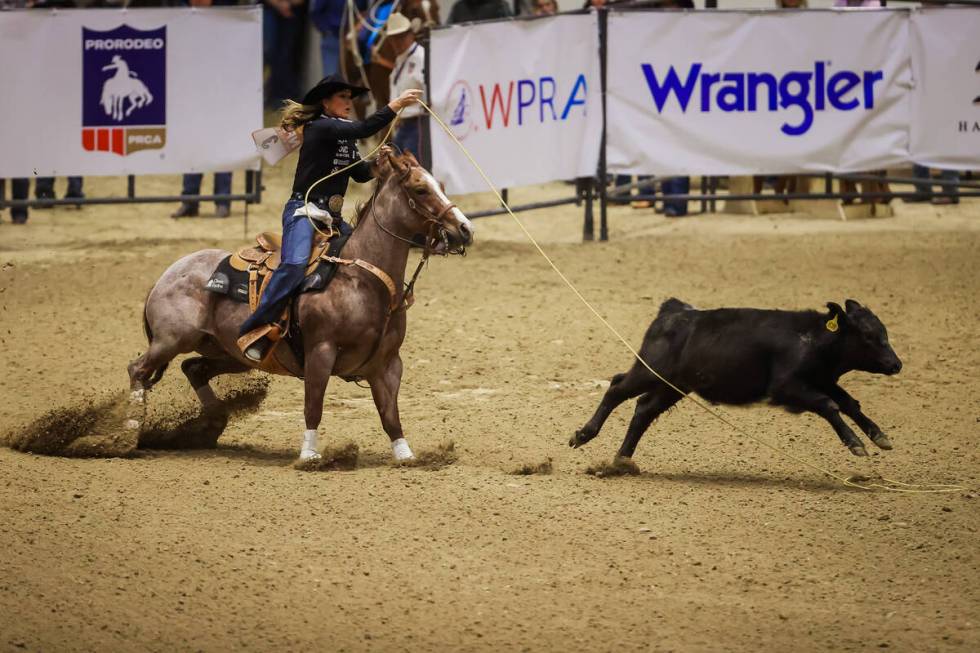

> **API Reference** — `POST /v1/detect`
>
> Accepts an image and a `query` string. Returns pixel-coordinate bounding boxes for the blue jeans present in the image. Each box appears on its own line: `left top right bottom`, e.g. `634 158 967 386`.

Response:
662 177 690 215
320 30 340 76
36 176 83 197
182 172 232 208
10 178 29 222
239 199 313 336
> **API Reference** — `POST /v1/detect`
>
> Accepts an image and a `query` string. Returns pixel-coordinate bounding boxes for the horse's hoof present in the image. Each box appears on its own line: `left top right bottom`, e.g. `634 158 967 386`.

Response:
849 444 869 457
870 433 893 450
299 449 322 461
569 429 591 448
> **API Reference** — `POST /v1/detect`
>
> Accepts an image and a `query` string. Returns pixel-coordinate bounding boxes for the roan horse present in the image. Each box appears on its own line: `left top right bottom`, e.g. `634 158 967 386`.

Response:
126 148 473 461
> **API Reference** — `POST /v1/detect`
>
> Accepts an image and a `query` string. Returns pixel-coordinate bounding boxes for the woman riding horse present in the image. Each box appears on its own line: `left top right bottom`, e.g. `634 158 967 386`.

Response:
238 75 422 362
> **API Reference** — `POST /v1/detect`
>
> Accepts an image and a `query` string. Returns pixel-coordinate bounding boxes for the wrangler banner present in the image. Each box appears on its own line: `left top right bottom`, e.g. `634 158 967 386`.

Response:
429 13 603 195
0 7 262 178
605 9 913 177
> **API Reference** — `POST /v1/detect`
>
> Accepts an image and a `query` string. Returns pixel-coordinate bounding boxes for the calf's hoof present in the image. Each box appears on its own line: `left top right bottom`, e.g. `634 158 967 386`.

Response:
848 444 869 457
869 432 893 450
569 429 594 449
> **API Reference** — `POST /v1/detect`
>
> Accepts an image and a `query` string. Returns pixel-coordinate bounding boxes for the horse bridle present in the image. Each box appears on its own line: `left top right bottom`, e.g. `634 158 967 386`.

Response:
369 162 465 258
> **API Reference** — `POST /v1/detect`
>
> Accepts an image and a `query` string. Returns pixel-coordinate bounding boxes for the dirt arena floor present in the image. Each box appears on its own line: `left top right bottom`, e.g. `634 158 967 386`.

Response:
1 166 978 652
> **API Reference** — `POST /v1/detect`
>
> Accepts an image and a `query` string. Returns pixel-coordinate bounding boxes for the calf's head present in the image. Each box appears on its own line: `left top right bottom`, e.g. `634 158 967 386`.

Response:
827 300 902 375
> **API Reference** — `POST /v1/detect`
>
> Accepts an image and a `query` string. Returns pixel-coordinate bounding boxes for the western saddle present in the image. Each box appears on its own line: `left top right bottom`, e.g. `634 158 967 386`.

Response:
232 228 405 375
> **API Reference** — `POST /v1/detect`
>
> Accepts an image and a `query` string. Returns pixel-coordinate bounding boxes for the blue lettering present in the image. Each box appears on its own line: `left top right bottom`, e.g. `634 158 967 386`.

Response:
700 72 720 112
517 79 536 125
717 73 745 112
828 71 860 111
863 70 883 109
539 76 557 122
747 72 777 111
778 71 813 136
639 62 883 136
560 74 587 120
641 63 701 112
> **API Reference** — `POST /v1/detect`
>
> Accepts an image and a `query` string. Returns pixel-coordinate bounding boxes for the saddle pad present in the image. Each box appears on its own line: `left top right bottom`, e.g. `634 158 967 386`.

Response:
205 233 352 303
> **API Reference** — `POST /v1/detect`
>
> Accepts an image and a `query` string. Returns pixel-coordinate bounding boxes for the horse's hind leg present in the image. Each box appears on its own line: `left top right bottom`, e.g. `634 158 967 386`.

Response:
178 356 251 447
126 338 181 437
181 356 251 414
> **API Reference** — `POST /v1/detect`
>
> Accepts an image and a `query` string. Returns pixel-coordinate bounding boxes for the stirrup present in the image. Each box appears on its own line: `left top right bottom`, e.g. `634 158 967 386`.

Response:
244 339 268 363
237 324 282 363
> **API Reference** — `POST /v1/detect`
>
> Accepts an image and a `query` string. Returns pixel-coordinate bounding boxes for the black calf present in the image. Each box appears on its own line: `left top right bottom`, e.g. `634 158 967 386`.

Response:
571 298 902 461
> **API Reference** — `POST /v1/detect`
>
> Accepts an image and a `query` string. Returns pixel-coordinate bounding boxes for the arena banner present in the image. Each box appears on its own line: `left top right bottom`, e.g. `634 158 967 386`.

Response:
429 13 602 195
605 9 912 176
0 8 262 178
909 8 980 171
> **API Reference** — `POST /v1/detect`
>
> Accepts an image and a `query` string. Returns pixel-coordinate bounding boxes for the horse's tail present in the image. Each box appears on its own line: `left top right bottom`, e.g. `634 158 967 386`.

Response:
141 298 169 388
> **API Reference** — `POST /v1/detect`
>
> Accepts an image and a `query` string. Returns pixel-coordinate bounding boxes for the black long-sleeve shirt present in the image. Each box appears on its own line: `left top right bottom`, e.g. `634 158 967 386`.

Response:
291 106 396 200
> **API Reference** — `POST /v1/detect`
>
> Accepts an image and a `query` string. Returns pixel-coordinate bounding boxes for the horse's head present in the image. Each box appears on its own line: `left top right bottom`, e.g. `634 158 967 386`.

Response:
375 146 474 254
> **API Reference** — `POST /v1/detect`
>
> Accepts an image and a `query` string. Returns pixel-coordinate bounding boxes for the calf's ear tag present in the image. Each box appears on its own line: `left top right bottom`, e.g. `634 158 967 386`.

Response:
826 314 839 333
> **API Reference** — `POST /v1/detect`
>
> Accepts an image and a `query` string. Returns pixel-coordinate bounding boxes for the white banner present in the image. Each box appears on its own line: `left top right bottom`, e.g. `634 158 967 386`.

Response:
430 14 602 195
606 10 912 176
0 8 262 178
909 8 980 171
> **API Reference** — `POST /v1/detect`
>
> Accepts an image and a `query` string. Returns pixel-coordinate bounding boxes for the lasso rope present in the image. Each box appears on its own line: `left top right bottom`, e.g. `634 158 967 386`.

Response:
414 98 965 494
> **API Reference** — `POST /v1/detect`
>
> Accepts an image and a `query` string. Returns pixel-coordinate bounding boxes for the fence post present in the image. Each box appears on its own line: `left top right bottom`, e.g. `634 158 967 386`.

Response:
598 7 609 242
127 175 135 199
582 178 595 241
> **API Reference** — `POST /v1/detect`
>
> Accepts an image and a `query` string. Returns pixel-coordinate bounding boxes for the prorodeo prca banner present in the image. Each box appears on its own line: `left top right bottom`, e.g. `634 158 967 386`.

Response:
0 8 262 177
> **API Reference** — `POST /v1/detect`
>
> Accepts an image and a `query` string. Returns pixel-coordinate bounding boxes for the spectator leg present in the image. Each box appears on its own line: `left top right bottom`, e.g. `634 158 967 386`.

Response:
11 178 29 224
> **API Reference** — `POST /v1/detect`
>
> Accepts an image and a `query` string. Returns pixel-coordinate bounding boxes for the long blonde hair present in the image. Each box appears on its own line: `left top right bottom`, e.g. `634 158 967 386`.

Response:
279 99 320 133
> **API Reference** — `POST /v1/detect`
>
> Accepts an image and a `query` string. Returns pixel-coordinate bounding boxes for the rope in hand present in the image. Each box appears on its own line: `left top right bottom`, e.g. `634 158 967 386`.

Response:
415 97 965 494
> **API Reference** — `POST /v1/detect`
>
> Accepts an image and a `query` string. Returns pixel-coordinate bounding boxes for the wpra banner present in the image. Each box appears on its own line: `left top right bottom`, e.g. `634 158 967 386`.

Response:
430 14 602 195
0 8 262 177
606 9 912 176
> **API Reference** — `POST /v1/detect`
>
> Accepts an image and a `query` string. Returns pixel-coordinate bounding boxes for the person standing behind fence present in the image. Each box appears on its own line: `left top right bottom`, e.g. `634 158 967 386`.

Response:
309 0 346 77
385 12 431 168
447 0 512 24
172 172 234 218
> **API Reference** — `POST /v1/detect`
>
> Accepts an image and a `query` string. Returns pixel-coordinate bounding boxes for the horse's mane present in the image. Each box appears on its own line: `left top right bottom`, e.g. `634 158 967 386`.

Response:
351 178 383 230
350 154 419 230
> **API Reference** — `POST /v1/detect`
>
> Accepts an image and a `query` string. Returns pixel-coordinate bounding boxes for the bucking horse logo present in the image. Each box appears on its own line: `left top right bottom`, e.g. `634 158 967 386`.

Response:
100 55 154 122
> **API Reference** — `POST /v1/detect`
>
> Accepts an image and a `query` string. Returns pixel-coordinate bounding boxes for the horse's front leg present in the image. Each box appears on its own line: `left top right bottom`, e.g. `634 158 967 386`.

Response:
301 342 338 461
368 354 414 462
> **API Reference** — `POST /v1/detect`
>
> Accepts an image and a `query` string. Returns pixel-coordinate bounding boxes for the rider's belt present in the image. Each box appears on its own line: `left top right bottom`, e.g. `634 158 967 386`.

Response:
291 192 344 216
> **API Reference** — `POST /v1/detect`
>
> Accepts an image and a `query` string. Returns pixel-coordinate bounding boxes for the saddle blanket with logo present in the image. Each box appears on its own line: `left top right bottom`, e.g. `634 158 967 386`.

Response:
204 232 351 303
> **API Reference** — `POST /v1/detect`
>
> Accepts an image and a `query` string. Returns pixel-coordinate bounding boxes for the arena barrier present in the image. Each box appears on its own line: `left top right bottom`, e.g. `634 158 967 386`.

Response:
0 6 263 212
429 5 980 239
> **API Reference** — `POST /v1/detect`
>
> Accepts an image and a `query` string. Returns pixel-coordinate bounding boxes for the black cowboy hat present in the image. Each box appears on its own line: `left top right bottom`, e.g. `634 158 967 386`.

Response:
301 75 370 106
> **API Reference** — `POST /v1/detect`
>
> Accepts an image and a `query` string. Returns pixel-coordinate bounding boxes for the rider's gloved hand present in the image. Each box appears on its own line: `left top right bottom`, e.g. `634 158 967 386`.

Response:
388 89 424 113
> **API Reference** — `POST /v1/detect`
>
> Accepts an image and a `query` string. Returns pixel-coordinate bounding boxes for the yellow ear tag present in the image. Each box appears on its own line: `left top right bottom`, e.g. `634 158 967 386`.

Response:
826 314 839 333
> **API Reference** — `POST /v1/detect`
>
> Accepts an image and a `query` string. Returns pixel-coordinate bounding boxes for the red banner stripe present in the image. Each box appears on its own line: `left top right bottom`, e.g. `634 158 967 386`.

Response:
97 129 109 152
112 128 125 155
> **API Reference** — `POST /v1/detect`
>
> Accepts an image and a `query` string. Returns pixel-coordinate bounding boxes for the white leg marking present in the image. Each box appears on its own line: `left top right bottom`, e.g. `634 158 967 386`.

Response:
391 438 415 462
300 429 321 461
